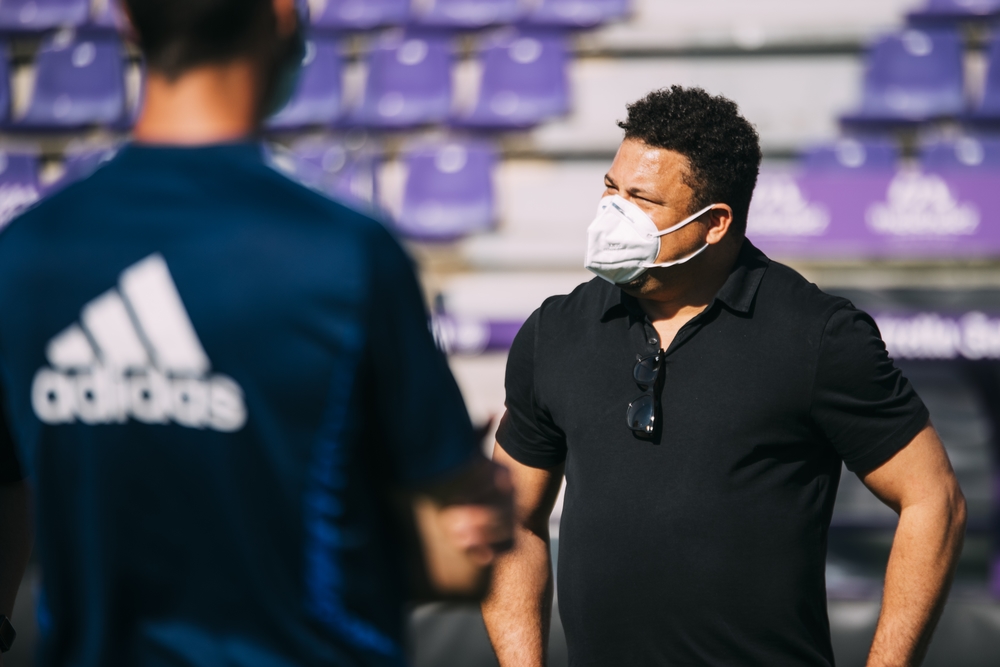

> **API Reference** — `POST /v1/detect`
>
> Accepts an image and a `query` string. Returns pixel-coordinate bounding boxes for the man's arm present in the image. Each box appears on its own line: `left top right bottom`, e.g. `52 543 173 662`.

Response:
407 456 514 601
482 443 564 667
861 424 966 667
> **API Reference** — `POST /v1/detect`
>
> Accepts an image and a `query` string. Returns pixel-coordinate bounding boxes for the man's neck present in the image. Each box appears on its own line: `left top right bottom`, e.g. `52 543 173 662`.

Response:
132 63 261 146
633 240 742 324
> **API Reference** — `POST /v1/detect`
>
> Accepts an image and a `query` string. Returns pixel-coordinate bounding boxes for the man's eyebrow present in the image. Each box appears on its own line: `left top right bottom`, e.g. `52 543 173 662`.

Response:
604 174 616 185
626 186 662 201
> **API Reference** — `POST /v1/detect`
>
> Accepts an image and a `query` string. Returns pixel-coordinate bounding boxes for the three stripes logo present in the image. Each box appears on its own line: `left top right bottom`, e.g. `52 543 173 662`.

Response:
31 254 248 432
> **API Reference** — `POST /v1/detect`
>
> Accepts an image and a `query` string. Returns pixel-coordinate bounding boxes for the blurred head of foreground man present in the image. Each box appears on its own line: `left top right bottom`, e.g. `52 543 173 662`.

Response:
0 1 512 665
482 86 967 667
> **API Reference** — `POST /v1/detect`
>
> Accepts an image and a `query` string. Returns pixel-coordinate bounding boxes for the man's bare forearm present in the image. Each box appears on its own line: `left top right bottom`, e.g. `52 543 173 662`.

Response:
867 490 966 667
482 524 553 667
0 481 32 618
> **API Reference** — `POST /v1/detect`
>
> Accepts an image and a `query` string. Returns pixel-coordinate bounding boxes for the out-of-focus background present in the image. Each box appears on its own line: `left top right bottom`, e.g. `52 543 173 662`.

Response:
1 0 1000 665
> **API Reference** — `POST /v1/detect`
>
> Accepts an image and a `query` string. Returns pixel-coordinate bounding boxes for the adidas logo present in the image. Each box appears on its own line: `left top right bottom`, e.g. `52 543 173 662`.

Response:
31 254 248 432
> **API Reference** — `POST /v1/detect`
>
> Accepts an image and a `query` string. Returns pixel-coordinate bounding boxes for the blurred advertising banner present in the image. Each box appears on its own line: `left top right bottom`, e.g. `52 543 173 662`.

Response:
747 168 1000 259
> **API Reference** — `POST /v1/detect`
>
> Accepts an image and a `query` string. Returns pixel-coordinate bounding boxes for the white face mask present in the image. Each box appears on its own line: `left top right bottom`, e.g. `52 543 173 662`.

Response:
585 195 719 285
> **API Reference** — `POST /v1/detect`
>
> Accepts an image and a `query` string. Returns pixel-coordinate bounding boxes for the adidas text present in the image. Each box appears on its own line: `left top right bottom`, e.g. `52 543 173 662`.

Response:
31 253 248 433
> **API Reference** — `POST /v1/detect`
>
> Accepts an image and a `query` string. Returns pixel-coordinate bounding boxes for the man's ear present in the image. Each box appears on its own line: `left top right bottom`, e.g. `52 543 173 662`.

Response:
272 0 298 37
705 204 735 244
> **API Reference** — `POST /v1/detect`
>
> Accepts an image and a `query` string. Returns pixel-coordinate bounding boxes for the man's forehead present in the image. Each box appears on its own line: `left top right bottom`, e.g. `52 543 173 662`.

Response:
608 139 692 184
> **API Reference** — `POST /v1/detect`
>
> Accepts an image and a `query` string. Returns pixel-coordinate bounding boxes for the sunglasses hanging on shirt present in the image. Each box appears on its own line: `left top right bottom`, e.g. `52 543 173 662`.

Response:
627 352 664 439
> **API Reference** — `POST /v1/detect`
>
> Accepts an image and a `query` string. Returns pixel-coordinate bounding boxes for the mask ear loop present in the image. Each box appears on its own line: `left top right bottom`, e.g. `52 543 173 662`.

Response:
643 241 712 269
649 203 721 238
643 204 721 269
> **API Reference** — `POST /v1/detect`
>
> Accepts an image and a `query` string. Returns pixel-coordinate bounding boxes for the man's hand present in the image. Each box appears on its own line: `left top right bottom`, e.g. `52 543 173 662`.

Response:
861 424 966 667
410 457 514 600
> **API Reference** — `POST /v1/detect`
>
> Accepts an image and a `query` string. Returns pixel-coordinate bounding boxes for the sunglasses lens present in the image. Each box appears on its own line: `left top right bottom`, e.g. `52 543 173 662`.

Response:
634 356 659 385
627 395 656 434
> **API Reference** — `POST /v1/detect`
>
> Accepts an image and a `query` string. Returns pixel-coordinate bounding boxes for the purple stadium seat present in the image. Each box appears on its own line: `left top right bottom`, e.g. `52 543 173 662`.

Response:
396 140 497 241
0 0 89 31
291 138 378 206
267 37 343 130
525 0 632 28
908 0 1000 23
841 29 965 126
19 31 127 129
268 139 379 209
43 145 118 196
352 31 453 129
0 152 40 232
920 137 1000 170
413 0 521 29
801 139 899 171
311 0 410 30
454 28 570 129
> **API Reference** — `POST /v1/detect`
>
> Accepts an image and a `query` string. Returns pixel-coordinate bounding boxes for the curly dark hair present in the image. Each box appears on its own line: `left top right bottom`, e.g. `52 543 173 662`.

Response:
618 86 762 235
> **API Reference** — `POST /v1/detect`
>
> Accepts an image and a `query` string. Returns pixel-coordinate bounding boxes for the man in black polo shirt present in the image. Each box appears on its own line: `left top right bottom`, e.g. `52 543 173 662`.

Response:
482 87 967 667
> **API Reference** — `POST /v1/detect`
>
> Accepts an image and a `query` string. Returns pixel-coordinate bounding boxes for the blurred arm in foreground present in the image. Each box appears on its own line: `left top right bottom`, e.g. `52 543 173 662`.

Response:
0 382 32 666
0 479 31 617
862 424 966 667
481 443 564 666
410 454 514 600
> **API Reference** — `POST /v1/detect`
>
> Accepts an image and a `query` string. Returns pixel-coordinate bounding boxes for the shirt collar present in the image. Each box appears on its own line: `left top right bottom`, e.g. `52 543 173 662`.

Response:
599 239 770 323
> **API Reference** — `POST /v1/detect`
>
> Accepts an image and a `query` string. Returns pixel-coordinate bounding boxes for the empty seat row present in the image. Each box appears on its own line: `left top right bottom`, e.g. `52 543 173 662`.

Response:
263 0 630 32
0 31 131 129
803 137 1000 171
0 0 119 32
270 135 1000 248
0 0 630 33
362 29 565 129
267 29 571 131
842 28 1000 127
0 28 569 131
11 134 1000 249
269 137 498 241
0 139 499 243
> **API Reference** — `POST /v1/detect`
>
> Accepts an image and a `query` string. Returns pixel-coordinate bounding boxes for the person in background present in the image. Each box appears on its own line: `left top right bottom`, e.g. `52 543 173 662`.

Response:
0 1 511 665
482 86 966 667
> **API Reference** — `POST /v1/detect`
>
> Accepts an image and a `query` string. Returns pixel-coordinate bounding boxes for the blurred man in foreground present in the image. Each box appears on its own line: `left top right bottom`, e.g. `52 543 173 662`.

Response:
0 1 511 665
482 87 966 667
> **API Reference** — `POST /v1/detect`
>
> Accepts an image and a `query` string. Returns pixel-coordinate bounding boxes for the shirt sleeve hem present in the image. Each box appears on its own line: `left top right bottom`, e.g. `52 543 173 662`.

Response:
844 405 931 475
495 434 566 470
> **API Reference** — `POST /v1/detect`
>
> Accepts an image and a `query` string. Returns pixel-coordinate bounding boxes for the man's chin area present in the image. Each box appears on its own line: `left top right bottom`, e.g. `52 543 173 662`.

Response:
620 273 652 296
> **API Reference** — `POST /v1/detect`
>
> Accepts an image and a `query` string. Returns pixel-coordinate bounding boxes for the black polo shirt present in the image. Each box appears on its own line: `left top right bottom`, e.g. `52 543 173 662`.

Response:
496 240 929 667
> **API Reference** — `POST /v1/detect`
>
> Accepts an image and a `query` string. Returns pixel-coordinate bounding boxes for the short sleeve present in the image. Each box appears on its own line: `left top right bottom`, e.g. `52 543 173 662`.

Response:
495 309 567 469
365 228 478 487
811 305 930 474
0 380 24 484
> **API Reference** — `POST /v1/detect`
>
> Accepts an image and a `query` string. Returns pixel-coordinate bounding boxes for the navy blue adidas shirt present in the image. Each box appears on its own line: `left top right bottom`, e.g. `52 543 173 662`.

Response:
0 143 479 667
